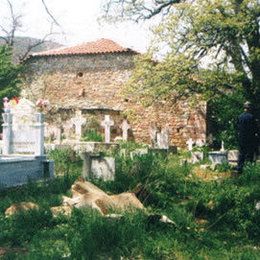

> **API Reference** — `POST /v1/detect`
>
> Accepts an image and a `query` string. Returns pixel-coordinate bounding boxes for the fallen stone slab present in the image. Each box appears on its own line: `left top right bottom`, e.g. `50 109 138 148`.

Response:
50 205 72 217
5 202 39 217
62 178 144 215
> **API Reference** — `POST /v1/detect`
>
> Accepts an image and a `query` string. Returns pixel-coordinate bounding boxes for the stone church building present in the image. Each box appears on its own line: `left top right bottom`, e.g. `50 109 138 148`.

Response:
22 38 206 147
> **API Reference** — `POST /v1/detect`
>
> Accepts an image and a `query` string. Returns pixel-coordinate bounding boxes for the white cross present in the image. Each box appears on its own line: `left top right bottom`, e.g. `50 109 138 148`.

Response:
120 120 130 141
71 111 86 141
101 115 114 143
186 138 194 151
220 141 225 151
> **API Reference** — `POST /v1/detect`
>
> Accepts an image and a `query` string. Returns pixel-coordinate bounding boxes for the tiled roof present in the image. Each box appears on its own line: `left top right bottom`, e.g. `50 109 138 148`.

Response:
31 38 138 57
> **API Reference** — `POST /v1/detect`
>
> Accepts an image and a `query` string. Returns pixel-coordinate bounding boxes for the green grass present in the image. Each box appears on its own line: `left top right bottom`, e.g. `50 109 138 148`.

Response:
0 148 259 259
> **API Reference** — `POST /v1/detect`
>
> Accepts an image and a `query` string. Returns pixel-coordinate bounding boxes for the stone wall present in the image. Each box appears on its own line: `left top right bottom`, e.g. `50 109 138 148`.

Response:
22 53 207 147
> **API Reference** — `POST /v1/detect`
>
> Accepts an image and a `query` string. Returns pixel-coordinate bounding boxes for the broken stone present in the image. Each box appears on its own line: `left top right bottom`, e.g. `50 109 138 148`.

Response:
50 205 72 217
5 202 39 217
62 178 144 215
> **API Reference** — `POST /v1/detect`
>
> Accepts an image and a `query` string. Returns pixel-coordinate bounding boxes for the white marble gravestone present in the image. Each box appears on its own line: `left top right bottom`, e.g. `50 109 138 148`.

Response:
2 98 44 155
101 115 114 143
120 120 130 141
71 110 86 141
1 98 54 188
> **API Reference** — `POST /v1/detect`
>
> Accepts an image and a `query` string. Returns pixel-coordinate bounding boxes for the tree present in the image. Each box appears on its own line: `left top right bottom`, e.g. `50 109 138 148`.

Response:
103 0 180 21
104 0 260 147
0 45 21 106
0 0 62 62
106 0 259 108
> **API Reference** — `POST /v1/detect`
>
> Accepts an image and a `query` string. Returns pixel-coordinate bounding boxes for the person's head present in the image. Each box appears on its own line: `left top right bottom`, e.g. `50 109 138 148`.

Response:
243 101 252 111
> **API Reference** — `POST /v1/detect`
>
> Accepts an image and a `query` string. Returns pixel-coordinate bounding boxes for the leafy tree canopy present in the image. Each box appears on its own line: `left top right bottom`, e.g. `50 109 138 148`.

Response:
105 0 260 147
0 45 21 106
108 0 259 113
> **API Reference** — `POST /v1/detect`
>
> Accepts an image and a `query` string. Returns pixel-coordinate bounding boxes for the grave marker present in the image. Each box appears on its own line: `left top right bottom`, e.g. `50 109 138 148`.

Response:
2 98 44 155
157 127 169 149
220 141 225 152
71 110 86 141
0 98 54 188
149 124 159 148
186 138 194 151
120 120 130 141
101 115 114 143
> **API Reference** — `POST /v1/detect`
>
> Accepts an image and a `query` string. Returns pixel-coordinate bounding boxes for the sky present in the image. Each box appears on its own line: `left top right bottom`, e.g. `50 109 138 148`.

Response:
0 0 153 52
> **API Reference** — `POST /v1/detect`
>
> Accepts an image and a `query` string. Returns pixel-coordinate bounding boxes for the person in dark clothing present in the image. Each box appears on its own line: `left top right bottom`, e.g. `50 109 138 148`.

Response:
236 101 258 173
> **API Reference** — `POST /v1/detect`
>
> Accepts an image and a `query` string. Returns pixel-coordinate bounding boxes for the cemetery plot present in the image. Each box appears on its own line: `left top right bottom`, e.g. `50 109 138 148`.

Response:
0 98 54 188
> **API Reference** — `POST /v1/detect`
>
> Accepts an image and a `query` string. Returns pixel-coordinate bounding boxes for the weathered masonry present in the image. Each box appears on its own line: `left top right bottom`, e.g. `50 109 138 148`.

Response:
22 38 206 147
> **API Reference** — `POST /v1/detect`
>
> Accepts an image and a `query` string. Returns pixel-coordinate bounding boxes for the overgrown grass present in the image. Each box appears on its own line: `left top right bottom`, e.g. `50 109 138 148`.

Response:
0 147 259 259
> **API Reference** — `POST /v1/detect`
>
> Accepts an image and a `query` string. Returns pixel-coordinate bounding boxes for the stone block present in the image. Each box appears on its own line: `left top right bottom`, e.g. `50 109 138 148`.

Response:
0 156 54 189
208 151 227 164
228 150 239 162
190 151 204 164
91 157 115 181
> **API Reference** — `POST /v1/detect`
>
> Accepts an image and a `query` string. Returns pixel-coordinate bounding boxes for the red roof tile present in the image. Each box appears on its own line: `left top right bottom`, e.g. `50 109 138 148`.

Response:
31 38 137 57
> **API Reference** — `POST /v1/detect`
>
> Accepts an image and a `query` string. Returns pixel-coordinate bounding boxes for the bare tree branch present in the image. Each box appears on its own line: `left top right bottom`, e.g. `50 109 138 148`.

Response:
0 0 23 46
103 0 181 22
41 0 61 27
18 23 59 62
0 0 63 61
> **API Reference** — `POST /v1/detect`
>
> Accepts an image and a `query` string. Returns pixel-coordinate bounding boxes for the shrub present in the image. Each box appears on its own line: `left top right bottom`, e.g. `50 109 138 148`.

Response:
47 148 81 176
81 129 103 142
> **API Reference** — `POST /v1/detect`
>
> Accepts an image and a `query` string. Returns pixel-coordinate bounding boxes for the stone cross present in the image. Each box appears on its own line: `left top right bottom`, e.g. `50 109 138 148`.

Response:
101 115 114 143
157 127 169 149
220 141 225 151
186 138 194 151
149 124 159 148
120 120 130 141
71 111 86 141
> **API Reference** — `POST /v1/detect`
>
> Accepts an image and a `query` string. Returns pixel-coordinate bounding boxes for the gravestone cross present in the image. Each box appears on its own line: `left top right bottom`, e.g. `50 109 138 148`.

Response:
220 141 225 152
71 111 86 141
101 115 114 143
120 120 130 141
186 138 194 151
157 126 170 149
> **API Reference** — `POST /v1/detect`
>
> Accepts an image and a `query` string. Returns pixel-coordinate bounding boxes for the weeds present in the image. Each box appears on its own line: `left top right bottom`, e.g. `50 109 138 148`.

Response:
0 147 259 258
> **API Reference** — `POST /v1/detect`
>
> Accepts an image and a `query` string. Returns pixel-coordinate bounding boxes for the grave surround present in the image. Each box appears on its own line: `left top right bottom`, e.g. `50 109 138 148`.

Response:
0 98 54 189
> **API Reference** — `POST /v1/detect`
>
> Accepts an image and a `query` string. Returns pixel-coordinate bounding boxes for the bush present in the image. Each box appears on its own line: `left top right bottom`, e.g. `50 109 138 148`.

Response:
81 129 103 142
207 90 244 149
47 148 81 176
